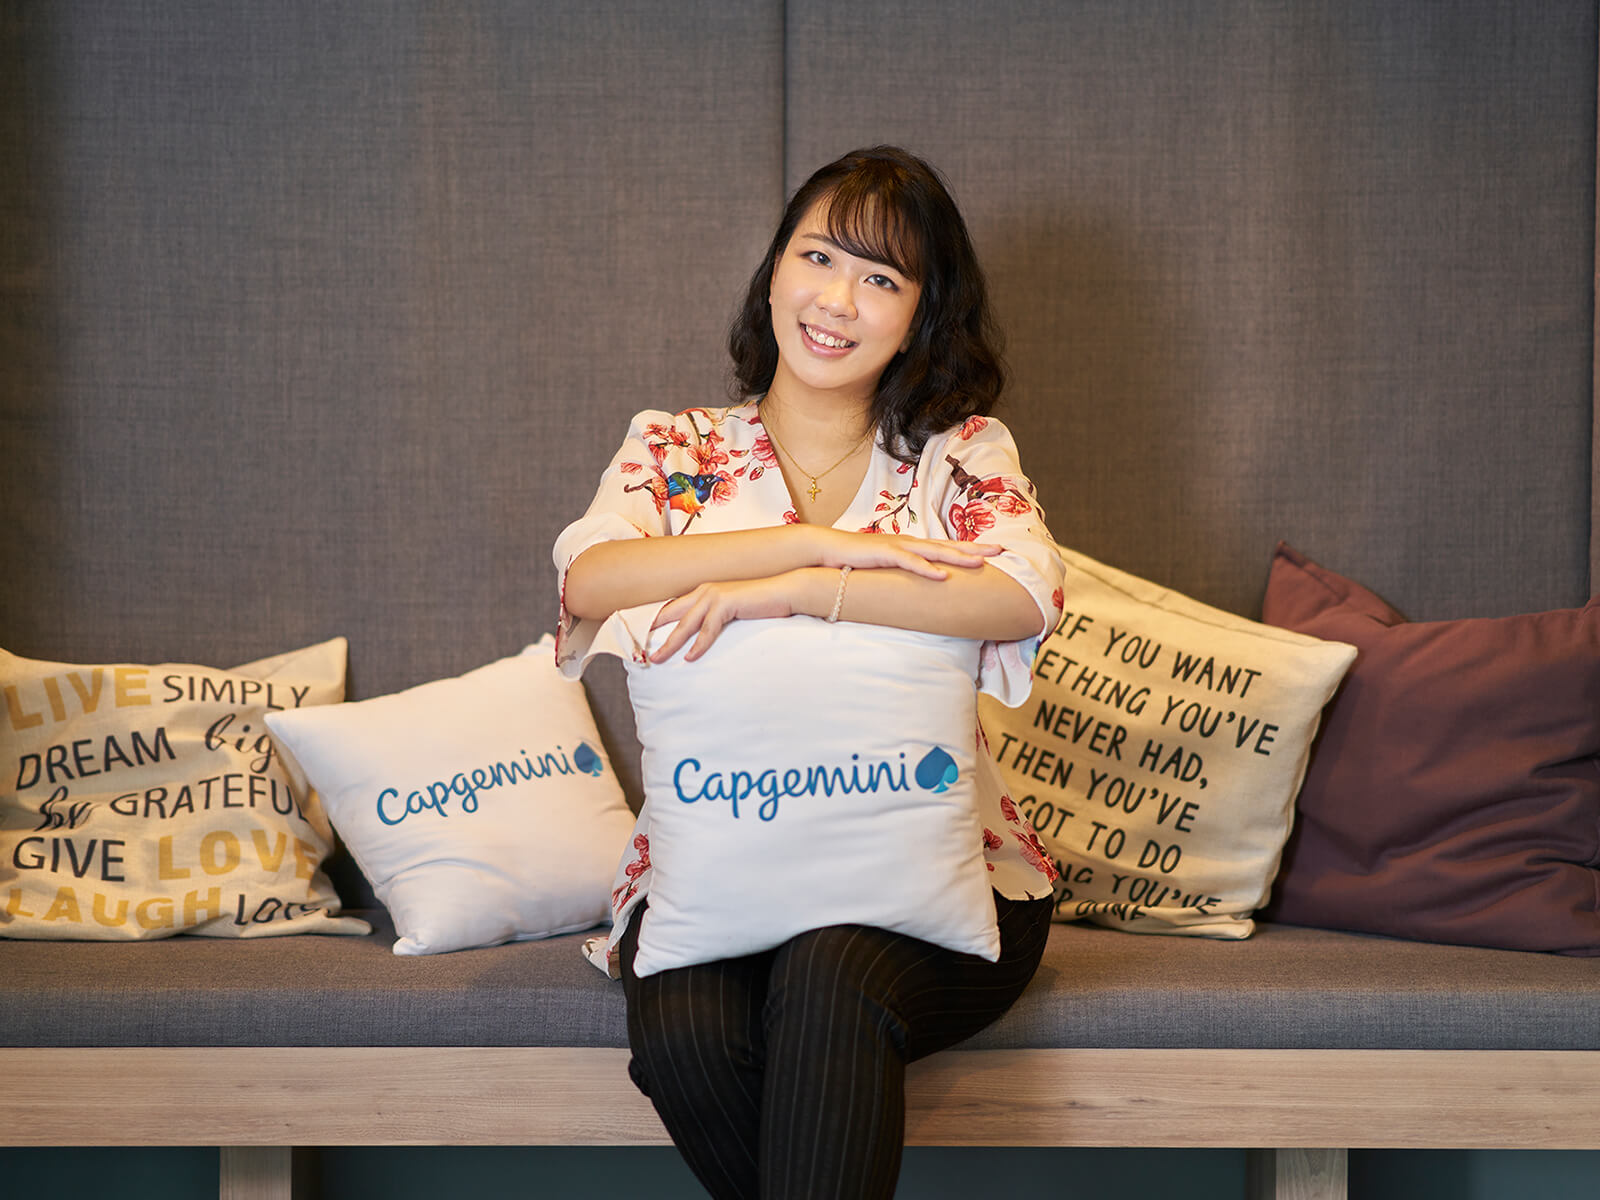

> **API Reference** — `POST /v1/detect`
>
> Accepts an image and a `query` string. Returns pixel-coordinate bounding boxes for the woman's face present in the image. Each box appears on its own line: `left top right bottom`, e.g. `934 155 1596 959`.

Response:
766 199 922 410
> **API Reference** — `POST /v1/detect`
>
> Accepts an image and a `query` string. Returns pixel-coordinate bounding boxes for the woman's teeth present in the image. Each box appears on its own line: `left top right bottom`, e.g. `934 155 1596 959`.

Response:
804 324 854 349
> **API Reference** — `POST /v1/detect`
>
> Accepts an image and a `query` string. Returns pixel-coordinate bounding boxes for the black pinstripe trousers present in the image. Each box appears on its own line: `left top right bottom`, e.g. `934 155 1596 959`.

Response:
617 891 1054 1200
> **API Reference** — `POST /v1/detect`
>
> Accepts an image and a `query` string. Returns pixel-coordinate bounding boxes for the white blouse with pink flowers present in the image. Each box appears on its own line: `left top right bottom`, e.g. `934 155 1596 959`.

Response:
553 400 1065 975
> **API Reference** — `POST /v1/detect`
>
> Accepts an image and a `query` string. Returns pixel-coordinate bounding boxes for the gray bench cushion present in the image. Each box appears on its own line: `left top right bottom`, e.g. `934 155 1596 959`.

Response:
4 917 1595 1051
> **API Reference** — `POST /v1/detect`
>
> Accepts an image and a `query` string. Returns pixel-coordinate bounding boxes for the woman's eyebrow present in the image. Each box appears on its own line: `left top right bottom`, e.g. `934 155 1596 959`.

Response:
798 232 901 273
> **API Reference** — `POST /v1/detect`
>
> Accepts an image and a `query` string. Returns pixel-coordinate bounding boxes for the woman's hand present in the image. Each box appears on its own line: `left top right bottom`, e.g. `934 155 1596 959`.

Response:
646 531 1012 662
812 527 1004 578
650 574 804 664
564 524 1002 621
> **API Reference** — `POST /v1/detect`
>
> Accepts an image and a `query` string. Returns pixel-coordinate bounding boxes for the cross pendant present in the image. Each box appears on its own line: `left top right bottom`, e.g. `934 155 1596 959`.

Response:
806 478 821 501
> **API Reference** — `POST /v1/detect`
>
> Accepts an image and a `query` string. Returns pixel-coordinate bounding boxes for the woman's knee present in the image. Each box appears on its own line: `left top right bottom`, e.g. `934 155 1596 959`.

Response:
627 969 766 1082
619 905 767 1090
764 926 918 1054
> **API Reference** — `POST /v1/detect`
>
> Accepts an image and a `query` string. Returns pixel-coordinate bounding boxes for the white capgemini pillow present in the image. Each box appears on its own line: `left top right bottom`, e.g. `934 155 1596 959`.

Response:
611 614 1000 978
265 637 636 955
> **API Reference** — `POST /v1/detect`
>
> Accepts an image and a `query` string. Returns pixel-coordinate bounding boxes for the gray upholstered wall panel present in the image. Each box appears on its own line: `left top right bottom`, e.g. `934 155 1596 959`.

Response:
788 0 1596 620
1 2 783 797
2 1 1595 824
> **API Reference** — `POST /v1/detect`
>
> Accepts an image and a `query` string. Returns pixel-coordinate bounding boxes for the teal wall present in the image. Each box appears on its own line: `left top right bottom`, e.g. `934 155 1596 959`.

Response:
4 1147 1598 1198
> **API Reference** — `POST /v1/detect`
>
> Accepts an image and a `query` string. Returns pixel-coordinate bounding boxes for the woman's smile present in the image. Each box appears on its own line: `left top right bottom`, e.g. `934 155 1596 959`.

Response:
800 322 858 352
766 200 922 406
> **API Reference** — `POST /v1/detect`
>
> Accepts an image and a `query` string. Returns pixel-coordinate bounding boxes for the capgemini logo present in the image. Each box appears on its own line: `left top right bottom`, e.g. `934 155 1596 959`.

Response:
914 746 959 792
573 741 604 777
670 744 961 821
374 741 605 825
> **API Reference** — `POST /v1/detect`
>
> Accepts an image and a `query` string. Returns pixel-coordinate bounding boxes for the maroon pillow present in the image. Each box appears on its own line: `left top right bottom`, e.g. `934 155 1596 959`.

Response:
1261 543 1600 955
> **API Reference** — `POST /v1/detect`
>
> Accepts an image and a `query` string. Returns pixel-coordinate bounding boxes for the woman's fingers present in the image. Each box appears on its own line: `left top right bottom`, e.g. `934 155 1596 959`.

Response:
921 538 1004 563
650 615 696 663
893 539 1001 576
655 591 691 627
823 531 1003 576
651 592 710 662
649 581 767 663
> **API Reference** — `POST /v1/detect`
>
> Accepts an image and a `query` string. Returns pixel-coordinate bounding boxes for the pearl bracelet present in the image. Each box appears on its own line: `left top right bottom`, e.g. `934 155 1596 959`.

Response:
826 565 853 623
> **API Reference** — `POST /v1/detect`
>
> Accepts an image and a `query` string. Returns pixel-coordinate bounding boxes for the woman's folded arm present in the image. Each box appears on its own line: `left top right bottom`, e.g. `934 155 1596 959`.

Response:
561 524 1003 622
648 560 1043 663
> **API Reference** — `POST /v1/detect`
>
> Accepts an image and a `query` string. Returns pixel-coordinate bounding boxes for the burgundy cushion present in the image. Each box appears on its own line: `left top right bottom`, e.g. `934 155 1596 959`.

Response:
1260 543 1600 955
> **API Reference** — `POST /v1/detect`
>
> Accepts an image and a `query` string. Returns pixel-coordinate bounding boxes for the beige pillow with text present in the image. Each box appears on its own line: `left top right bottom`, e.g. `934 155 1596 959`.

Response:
979 547 1355 938
1 638 367 939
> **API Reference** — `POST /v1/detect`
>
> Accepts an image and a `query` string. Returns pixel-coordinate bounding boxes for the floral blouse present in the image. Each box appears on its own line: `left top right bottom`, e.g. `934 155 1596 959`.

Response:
553 400 1065 975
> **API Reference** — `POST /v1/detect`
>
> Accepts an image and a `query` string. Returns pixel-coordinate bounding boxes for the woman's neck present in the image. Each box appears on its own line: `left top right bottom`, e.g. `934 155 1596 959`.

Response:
759 386 876 524
760 381 874 453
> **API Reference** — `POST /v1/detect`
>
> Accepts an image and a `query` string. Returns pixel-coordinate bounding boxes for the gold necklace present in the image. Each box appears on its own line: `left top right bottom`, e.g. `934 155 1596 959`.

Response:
762 413 872 502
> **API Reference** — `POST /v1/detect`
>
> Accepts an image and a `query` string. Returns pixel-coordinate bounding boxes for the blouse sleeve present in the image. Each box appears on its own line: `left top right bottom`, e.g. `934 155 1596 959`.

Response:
923 415 1065 705
551 410 678 678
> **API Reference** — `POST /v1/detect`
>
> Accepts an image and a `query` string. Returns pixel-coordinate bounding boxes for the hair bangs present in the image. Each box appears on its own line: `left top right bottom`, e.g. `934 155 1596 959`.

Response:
817 174 926 284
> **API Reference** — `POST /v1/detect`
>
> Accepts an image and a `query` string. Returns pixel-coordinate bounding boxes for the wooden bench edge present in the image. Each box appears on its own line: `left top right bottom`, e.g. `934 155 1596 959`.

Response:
4 1045 1596 1149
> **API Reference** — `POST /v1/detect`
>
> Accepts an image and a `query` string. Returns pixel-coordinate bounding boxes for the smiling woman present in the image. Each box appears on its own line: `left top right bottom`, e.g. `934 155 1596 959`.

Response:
727 146 1006 471
552 145 1065 1200
764 210 922 416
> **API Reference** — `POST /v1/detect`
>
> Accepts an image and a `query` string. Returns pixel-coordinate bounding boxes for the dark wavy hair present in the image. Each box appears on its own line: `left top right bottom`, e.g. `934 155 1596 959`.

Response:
728 145 1005 462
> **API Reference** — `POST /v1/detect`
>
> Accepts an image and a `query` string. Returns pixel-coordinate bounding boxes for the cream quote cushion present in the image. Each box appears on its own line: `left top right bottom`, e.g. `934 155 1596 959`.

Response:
0 638 365 939
978 546 1357 938
610 613 1001 978
265 638 636 956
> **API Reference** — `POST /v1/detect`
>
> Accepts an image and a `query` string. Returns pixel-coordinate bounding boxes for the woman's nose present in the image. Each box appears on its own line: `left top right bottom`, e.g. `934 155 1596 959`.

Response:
816 276 856 317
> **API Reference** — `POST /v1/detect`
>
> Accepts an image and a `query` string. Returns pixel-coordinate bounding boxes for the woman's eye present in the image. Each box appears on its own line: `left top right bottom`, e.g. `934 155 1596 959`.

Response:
868 274 899 291
804 250 831 266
